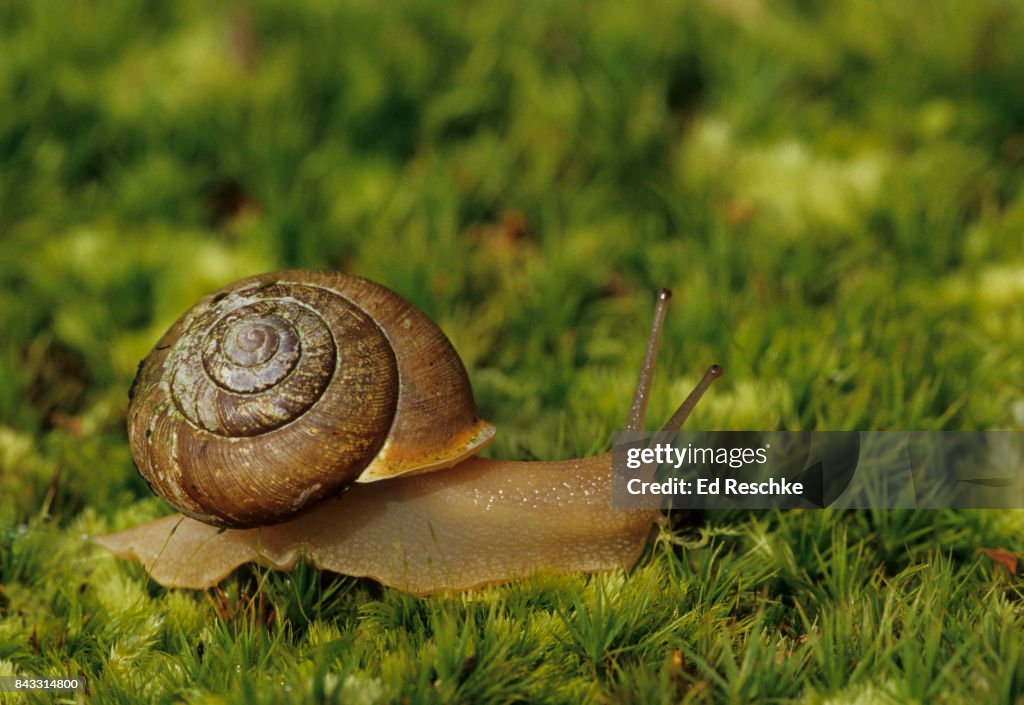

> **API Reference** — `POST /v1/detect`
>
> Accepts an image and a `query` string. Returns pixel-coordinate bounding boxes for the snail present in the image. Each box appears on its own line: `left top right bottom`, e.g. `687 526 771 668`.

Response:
94 270 722 594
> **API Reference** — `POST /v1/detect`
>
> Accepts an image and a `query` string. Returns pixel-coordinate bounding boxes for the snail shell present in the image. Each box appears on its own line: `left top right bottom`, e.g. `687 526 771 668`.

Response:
127 270 495 528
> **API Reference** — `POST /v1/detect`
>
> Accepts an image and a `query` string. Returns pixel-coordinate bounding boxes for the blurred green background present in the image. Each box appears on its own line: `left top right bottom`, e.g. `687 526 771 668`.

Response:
2 0 1024 702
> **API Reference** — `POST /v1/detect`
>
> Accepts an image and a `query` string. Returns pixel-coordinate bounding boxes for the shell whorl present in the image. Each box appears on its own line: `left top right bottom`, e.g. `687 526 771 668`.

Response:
169 297 338 436
128 272 495 529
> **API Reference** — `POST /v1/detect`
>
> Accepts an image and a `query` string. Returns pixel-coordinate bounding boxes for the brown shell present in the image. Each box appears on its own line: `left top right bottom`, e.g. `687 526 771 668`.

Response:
127 270 495 528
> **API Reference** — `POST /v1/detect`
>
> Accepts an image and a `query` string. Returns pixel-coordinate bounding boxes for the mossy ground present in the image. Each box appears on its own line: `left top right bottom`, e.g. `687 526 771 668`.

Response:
2 0 1024 702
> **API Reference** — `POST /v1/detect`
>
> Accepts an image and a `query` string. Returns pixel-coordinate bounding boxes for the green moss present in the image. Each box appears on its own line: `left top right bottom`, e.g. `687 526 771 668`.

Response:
2 0 1024 702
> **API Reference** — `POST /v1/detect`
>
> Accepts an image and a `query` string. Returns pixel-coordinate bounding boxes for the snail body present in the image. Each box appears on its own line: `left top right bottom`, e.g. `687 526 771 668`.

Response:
96 270 720 593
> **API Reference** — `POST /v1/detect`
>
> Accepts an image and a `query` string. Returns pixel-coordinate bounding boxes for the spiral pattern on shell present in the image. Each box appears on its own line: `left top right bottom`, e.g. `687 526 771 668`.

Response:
129 279 399 527
169 297 338 437
127 272 495 529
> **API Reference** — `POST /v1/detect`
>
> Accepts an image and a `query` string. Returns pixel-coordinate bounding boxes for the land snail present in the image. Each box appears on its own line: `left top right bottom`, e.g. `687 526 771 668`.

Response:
94 270 722 594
